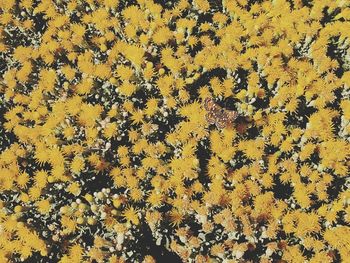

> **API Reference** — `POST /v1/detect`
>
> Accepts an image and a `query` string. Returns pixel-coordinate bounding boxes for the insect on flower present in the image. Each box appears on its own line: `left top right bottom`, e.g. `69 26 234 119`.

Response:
204 98 238 129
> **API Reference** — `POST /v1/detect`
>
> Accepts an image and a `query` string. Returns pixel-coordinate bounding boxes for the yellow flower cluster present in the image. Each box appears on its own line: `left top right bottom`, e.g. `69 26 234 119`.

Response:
0 0 349 262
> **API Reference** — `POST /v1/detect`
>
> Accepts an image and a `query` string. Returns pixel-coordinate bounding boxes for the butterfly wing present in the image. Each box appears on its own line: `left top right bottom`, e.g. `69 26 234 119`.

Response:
220 110 238 128
215 118 227 129
215 109 228 129
204 98 219 125
226 110 238 123
204 98 215 111
205 111 216 125
204 98 238 129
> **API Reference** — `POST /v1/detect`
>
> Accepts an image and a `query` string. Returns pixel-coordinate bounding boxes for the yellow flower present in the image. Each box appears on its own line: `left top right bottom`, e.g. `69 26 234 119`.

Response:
187 35 198 48
147 190 163 207
142 156 160 170
75 78 93 95
280 137 294 152
16 61 32 83
61 215 77 234
164 96 177 109
282 245 306 263
94 63 111 79
78 104 103 127
130 109 144 124
122 5 143 26
36 199 51 214
122 44 144 68
29 186 42 200
210 243 225 257
144 66 154 81
116 65 134 81
193 0 210 12
13 45 31 63
162 56 182 75
68 244 83 262
207 156 226 179
71 156 85 174
86 149 101 166
103 122 118 139
299 142 316 161
169 209 184 227
285 98 299 113
142 255 156 263
119 81 137 97
65 96 82 117
17 172 29 188
122 206 139 225
125 25 137 40
305 109 337 140
61 65 76 81
117 146 129 157
294 186 311 208
319 139 349 174
34 170 48 188
178 89 190 102
324 226 350 259
48 147 65 166
295 212 321 237
127 129 139 143
145 98 158 117
153 27 173 44
87 247 104 262
239 139 265 160
67 182 81 196
0 169 14 191
120 156 130 167
129 188 143 202
39 69 56 92
63 126 75 139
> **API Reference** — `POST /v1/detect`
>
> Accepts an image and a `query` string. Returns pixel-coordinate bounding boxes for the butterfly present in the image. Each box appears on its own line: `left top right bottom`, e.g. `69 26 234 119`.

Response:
204 98 238 129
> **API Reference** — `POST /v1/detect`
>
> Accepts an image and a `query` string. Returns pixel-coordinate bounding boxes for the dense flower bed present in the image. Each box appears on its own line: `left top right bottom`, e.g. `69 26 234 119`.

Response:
0 0 349 262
